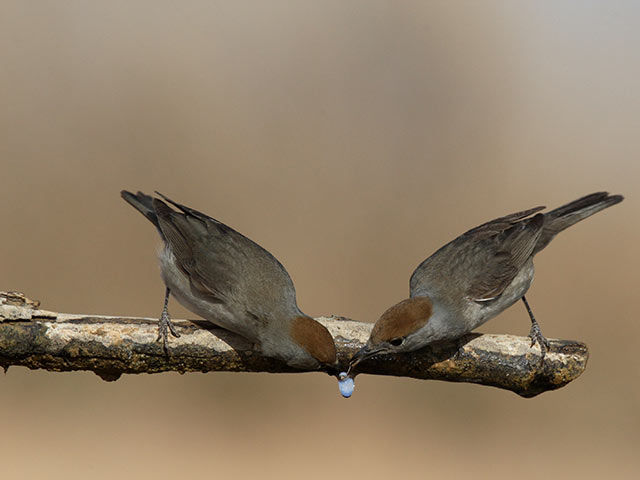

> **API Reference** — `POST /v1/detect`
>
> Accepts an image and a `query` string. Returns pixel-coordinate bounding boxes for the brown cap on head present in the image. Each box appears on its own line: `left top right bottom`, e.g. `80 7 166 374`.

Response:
290 316 337 366
370 297 433 344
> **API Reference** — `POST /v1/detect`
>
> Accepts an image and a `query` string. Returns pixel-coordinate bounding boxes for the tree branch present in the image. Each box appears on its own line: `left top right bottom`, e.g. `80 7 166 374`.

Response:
0 291 588 397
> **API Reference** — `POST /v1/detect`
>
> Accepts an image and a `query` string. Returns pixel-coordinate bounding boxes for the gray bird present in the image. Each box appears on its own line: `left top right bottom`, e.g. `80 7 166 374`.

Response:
121 191 337 372
349 192 623 371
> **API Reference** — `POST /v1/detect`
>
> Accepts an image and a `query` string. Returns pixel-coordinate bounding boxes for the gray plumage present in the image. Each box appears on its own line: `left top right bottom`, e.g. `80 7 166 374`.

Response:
409 192 623 335
121 190 336 370
349 191 623 372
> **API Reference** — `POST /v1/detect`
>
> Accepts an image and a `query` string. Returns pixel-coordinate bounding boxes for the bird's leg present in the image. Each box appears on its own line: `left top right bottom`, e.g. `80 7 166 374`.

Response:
157 287 181 351
522 295 550 362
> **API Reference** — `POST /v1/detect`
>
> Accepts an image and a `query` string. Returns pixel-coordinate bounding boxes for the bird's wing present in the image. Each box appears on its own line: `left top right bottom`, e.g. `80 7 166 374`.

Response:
465 212 545 300
464 206 545 239
411 207 546 302
152 193 298 317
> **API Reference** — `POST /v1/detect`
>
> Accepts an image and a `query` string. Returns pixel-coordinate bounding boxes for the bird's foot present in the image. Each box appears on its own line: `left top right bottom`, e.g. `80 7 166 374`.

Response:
528 321 550 363
157 309 181 352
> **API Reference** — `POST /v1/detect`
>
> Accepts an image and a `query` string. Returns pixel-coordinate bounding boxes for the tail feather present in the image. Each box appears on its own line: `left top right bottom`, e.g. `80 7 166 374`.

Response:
535 191 623 253
546 192 611 218
121 190 160 229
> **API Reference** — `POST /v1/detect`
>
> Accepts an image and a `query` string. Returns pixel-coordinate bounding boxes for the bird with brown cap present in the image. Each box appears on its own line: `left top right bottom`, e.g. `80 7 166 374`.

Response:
122 190 338 373
348 192 623 379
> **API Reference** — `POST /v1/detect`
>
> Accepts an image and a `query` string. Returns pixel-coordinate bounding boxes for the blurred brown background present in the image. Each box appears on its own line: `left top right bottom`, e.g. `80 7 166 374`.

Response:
1 1 638 478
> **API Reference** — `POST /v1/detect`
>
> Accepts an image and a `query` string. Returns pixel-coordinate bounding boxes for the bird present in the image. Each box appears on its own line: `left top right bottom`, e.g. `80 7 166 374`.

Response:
121 190 337 373
349 191 623 372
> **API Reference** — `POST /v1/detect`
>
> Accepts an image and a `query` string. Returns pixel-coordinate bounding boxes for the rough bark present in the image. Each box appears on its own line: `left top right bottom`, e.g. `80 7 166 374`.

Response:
0 291 588 397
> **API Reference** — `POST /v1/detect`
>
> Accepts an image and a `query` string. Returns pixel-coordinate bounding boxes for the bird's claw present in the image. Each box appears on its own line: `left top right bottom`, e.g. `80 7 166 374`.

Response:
157 309 181 352
528 322 550 364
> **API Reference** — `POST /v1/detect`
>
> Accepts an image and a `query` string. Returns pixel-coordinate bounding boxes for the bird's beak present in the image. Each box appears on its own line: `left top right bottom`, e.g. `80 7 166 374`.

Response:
347 344 384 375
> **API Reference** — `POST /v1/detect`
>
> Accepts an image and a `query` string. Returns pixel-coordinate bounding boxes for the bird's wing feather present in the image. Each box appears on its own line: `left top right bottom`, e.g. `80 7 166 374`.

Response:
410 207 546 302
153 195 297 316
466 213 544 300
464 206 545 238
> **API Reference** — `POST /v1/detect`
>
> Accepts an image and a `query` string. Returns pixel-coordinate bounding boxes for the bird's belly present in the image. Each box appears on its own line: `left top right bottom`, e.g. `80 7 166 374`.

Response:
157 247 260 342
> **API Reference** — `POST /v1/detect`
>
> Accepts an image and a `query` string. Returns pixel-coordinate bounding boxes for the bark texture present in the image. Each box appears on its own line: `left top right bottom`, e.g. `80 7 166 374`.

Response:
0 291 588 397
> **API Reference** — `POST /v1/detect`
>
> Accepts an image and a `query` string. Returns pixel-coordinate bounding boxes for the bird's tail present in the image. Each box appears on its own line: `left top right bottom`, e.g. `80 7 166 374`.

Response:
535 191 623 253
121 190 160 229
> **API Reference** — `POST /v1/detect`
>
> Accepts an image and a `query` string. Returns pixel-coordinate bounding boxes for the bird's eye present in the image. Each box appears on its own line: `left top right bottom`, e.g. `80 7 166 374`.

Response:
389 337 404 347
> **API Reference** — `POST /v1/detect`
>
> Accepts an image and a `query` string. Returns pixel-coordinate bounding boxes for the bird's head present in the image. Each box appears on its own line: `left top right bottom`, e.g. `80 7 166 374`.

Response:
348 297 433 371
290 316 338 374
